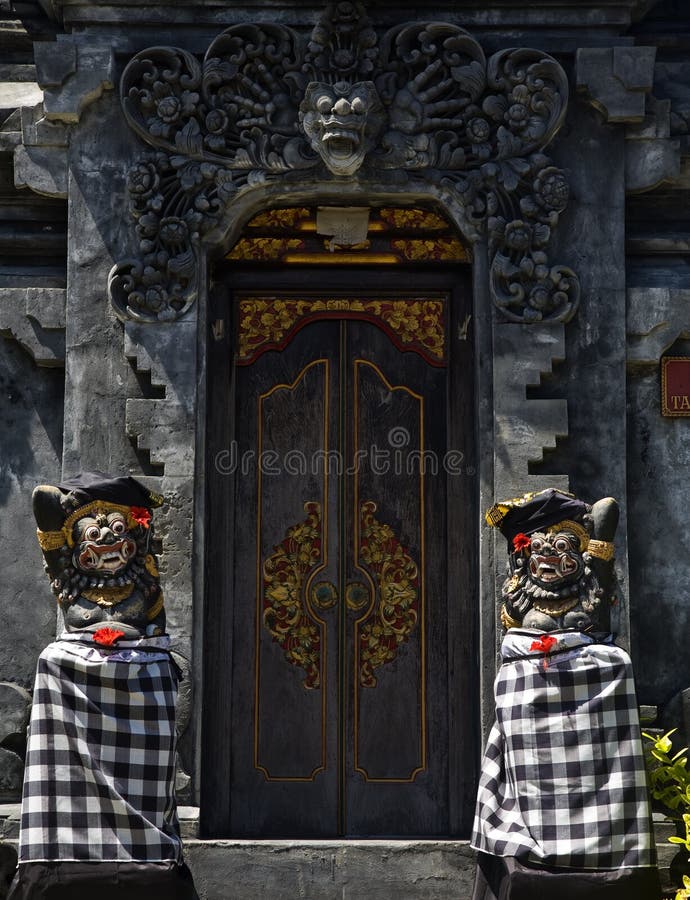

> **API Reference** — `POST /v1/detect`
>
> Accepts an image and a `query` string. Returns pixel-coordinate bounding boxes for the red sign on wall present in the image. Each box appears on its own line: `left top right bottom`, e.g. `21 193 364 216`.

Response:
661 357 690 416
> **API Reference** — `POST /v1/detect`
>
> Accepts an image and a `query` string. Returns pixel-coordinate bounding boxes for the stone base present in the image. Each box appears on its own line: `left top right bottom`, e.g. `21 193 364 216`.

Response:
0 805 675 899
184 839 477 900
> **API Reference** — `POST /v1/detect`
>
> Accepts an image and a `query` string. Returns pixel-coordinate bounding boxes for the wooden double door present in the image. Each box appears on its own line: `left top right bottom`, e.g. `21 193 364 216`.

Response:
202 269 477 838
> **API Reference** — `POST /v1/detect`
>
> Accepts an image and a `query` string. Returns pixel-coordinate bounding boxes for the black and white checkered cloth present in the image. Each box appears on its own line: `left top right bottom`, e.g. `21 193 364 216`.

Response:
17 635 183 863
471 629 655 870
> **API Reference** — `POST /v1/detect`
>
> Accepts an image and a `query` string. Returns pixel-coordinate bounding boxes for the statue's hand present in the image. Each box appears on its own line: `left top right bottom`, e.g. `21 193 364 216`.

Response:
510 592 532 616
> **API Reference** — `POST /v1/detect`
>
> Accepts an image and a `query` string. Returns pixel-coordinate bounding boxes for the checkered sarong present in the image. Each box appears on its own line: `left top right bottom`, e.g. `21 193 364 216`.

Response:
471 630 655 870
17 636 183 863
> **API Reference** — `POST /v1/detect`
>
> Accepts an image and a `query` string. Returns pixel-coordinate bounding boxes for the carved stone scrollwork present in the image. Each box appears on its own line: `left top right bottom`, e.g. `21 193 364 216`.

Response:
109 1 579 325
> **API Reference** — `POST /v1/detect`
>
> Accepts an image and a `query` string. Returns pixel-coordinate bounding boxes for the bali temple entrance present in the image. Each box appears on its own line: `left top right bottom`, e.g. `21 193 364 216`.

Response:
202 207 478 838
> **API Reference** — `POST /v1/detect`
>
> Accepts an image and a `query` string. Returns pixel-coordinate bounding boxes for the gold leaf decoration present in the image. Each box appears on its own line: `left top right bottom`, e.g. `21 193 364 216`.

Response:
379 208 448 230
227 237 305 261
357 500 419 688
238 297 445 365
262 501 323 689
390 237 467 261
247 208 311 229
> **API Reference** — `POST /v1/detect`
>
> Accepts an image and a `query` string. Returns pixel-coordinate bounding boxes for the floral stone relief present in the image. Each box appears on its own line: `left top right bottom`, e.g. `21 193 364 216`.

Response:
108 1 580 325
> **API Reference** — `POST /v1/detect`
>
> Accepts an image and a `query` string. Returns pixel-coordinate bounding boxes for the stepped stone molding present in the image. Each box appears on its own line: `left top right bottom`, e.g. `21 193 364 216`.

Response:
9 39 114 200
492 322 568 502
34 39 114 125
124 321 196 477
0 288 66 365
576 46 656 123
109 1 580 326
577 47 684 193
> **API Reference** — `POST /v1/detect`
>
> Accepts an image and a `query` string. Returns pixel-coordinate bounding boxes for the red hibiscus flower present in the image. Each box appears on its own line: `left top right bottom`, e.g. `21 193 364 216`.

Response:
93 627 126 647
130 506 152 528
512 532 531 553
529 634 558 654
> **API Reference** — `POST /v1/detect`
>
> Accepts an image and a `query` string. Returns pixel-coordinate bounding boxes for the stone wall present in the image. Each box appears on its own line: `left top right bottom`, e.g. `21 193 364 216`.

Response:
0 0 689 824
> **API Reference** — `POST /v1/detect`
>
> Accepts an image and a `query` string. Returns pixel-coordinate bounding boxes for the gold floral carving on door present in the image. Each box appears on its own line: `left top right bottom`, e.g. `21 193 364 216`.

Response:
262 500 324 690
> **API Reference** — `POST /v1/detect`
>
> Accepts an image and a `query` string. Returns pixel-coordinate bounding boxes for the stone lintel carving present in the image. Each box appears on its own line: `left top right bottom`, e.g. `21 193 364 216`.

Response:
109 2 579 326
576 46 656 124
0 288 66 366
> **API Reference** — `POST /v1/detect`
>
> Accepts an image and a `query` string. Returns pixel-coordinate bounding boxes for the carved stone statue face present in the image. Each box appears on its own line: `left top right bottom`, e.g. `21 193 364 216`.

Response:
300 80 384 176
501 522 604 633
526 529 584 587
34 485 165 635
72 509 138 575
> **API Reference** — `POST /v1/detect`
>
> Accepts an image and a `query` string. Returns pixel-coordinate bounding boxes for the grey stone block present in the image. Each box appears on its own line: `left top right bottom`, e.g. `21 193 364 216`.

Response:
0 684 30 748
20 104 70 149
627 287 690 364
625 99 680 193
576 47 656 123
0 751 23 803
33 42 77 90
41 44 114 125
13 144 67 199
0 288 66 364
492 323 569 502
0 806 20 841
185 840 477 900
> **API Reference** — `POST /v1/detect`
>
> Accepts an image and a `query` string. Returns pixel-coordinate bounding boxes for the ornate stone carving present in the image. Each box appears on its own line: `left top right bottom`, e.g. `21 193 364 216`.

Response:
109 1 578 325
486 488 619 634
300 80 385 176
32 473 166 637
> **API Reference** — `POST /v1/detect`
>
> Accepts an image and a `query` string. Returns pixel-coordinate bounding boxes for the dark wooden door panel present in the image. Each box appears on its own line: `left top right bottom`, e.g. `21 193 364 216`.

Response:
344 322 448 835
229 323 339 836
202 270 477 839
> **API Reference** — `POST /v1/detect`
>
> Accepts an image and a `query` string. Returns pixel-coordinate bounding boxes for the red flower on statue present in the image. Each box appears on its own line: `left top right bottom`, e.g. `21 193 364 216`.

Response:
130 506 152 528
512 532 531 553
93 627 126 647
529 634 558 654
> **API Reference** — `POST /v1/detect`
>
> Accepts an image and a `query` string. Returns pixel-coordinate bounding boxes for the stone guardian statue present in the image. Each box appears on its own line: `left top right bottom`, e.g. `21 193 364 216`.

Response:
471 488 660 900
8 472 198 900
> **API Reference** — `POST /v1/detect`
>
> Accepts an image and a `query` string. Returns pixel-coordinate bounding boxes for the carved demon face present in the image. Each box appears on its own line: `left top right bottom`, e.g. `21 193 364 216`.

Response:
527 529 584 587
300 80 384 176
501 522 605 632
72 508 138 576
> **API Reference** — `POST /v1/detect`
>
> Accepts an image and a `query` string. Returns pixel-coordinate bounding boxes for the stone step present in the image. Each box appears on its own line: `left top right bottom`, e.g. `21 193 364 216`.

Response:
184 839 476 900
0 805 681 899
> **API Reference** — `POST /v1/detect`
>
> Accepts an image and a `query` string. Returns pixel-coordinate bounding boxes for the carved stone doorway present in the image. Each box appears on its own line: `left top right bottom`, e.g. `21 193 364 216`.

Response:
202 258 477 838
